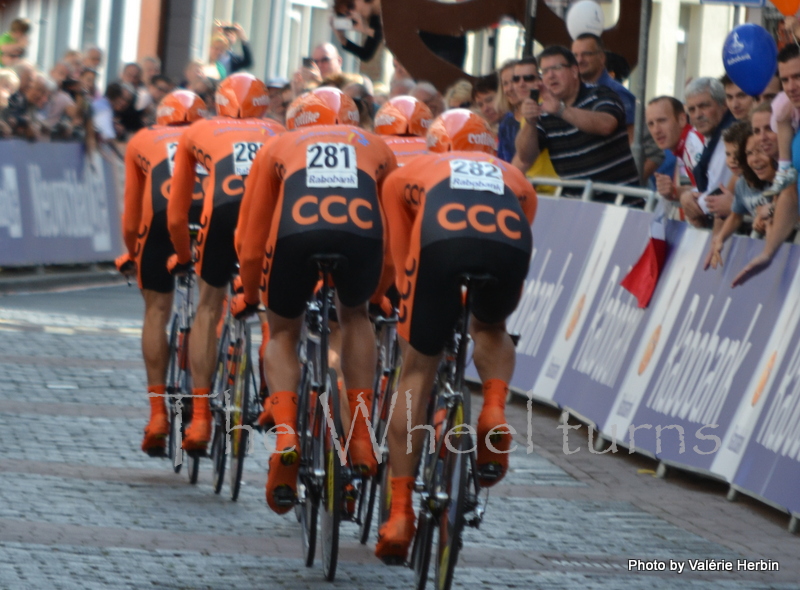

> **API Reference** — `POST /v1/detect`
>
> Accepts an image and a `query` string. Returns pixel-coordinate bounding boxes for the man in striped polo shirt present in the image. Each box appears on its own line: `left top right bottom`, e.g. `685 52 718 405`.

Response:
514 45 640 204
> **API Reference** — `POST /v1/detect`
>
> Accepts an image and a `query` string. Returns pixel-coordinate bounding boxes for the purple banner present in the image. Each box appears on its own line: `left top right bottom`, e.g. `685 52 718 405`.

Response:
550 209 652 427
620 234 792 471
0 140 121 266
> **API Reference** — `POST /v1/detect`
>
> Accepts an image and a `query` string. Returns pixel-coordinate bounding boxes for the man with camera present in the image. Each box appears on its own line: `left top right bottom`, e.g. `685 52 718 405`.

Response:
514 46 639 202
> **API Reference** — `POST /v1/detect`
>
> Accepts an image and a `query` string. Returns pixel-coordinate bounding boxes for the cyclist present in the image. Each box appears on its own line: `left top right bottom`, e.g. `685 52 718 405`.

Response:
115 90 207 455
166 73 285 452
232 87 397 513
374 95 433 166
375 109 537 561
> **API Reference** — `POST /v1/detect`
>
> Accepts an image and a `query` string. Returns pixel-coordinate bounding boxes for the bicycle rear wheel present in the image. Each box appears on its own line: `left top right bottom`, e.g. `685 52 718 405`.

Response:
229 325 252 501
211 323 231 494
297 360 319 566
412 509 434 590
211 410 227 494
435 432 469 590
320 368 342 581
166 315 183 473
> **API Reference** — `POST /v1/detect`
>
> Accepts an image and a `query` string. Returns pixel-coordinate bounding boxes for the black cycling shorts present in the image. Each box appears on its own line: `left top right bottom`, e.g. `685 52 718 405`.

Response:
137 211 175 293
266 229 383 319
401 237 531 356
196 201 240 288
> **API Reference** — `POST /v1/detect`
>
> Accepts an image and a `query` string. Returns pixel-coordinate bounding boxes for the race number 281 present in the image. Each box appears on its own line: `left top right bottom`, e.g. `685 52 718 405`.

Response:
306 142 358 189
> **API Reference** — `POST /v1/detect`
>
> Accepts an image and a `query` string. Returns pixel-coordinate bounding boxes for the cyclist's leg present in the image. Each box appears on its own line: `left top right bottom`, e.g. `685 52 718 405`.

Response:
256 309 272 426
376 346 439 559
140 288 174 451
470 317 515 486
336 298 378 476
263 309 303 513
183 279 227 449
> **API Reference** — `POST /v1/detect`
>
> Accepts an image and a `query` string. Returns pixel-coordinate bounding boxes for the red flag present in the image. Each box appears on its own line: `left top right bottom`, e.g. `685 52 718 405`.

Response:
621 216 668 308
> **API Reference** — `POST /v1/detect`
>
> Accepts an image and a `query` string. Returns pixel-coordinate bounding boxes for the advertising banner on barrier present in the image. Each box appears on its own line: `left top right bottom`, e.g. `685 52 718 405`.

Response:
549 208 651 428
496 199 606 395
605 233 791 471
532 205 628 402
0 141 121 267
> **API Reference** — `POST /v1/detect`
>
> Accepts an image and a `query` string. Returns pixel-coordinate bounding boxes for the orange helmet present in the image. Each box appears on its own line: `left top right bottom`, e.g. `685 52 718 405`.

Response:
426 109 497 154
374 96 433 137
286 87 359 130
215 73 270 118
156 90 206 126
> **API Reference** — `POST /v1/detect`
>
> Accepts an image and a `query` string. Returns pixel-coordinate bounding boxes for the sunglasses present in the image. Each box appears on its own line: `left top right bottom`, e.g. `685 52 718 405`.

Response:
313 57 331 65
512 74 538 83
540 64 568 76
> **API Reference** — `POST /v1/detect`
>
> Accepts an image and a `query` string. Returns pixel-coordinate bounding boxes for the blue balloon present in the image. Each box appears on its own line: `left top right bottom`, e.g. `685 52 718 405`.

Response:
723 24 778 97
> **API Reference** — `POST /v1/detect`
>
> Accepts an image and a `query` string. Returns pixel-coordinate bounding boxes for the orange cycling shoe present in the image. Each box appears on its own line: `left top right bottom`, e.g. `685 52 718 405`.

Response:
142 385 168 454
346 389 377 476
476 379 512 487
182 389 212 451
375 476 416 563
257 398 274 428
265 390 300 514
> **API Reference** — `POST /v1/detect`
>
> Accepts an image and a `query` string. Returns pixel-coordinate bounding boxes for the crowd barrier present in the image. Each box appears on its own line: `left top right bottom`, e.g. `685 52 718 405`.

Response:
0 140 122 267
471 193 800 529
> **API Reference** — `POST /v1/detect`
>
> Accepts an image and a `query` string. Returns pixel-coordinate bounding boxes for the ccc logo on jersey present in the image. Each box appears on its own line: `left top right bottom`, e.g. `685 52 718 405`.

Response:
291 195 374 230
436 203 522 239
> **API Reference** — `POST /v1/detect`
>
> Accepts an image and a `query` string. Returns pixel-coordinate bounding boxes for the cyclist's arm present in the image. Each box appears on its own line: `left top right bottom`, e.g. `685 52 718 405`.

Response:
382 169 416 283
371 146 400 303
122 140 145 256
239 154 281 304
167 136 196 264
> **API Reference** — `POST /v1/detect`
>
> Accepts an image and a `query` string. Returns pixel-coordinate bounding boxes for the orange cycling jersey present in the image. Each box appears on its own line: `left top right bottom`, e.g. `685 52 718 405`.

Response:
122 125 194 257
382 151 537 289
167 116 285 264
383 136 428 167
237 124 397 305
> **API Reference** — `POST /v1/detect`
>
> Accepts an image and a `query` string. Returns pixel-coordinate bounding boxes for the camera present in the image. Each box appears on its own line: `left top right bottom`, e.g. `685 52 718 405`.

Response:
302 57 314 69
529 89 540 102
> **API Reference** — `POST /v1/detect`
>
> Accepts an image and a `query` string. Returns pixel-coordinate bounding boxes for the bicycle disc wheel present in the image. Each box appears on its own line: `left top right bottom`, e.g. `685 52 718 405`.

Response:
229 326 252 501
297 362 319 567
210 323 231 494
168 400 183 474
165 316 183 473
435 433 469 590
320 368 342 581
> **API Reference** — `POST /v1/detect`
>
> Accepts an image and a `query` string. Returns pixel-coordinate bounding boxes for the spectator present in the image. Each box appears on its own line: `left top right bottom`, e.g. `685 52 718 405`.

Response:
4 73 50 141
0 68 19 103
344 81 375 130
205 35 230 80
63 49 83 78
93 82 132 142
706 124 775 270
180 59 205 90
572 33 635 141
80 67 98 99
215 22 253 76
312 43 344 79
732 42 800 286
514 45 639 200
751 102 778 160
0 18 30 62
83 46 104 72
678 77 734 226
64 70 96 150
411 81 445 118
141 74 173 126
42 75 78 140
389 77 415 98
141 56 161 86
472 73 501 130
758 74 781 105
49 62 71 86
333 0 382 63
721 74 755 122
6 61 35 117
120 62 151 112
496 59 519 162
444 79 472 109
646 95 705 201
266 77 290 124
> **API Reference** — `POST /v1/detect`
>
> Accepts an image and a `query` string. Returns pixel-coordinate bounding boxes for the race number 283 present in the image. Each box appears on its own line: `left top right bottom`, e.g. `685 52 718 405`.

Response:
306 142 358 189
449 159 504 195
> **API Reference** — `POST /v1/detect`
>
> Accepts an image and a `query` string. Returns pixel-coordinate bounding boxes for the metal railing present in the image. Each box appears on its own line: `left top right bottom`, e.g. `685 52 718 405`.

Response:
529 176 660 212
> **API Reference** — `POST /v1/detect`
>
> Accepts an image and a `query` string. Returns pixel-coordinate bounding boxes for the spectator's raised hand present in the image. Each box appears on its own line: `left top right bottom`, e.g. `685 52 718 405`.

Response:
704 236 724 270
753 203 771 234
520 93 541 124
732 251 773 287
654 172 677 200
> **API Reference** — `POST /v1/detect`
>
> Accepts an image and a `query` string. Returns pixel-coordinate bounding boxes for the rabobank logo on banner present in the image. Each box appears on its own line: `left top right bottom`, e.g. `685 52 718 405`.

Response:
28 154 112 252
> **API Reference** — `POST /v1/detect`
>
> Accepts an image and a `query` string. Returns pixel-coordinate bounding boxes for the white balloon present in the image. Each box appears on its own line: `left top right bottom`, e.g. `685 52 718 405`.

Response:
566 0 605 40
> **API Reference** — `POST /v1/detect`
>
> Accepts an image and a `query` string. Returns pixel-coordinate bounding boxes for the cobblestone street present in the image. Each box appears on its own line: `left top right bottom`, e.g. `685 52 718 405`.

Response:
0 284 798 589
